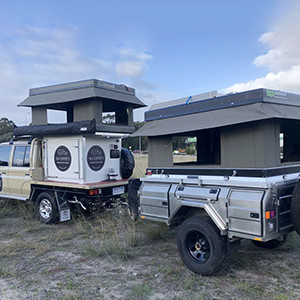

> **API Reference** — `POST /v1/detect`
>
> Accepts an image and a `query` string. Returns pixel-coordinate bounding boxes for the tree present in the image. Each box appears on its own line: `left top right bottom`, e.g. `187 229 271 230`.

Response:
122 121 148 151
0 118 15 143
102 114 115 124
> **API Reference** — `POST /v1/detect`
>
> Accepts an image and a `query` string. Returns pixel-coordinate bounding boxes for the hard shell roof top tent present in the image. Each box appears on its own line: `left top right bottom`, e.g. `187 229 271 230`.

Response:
18 79 146 134
132 88 300 169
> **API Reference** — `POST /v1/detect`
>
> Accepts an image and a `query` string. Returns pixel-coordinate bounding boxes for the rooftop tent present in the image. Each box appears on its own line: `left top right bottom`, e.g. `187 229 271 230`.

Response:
18 79 146 133
19 79 146 110
132 88 300 168
132 89 300 137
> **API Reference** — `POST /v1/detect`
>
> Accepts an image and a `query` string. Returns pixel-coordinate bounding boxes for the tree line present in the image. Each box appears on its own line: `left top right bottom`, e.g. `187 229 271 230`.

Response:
0 118 15 143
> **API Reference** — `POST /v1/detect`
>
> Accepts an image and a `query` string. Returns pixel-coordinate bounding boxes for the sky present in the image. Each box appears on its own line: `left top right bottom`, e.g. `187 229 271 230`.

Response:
0 0 299 125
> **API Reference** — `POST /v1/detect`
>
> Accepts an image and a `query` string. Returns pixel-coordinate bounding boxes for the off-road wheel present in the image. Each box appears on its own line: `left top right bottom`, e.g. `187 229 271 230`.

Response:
177 216 226 276
252 234 288 249
35 192 59 224
291 181 300 235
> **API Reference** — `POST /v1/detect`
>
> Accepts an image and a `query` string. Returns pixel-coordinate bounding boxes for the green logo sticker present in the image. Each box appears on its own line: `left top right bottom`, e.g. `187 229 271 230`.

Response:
266 90 275 98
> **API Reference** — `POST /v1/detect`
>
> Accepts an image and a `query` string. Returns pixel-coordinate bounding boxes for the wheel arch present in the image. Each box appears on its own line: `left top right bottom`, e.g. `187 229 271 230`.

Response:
170 206 209 226
30 185 55 203
170 205 227 235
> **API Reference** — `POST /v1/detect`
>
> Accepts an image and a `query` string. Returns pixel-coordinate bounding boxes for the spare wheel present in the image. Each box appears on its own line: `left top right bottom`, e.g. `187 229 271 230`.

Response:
120 148 135 179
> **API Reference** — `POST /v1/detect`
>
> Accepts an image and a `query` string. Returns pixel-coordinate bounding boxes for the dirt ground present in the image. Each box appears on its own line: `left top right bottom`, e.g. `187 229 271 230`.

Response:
0 199 299 300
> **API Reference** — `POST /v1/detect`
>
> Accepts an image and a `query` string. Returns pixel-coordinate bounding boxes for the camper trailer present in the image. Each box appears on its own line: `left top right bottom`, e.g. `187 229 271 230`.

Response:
129 88 300 275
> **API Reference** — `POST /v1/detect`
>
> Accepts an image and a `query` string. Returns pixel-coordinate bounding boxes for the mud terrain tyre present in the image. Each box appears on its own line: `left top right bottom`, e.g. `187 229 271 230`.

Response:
252 234 288 249
35 192 59 224
177 216 226 276
292 181 300 235
120 148 134 179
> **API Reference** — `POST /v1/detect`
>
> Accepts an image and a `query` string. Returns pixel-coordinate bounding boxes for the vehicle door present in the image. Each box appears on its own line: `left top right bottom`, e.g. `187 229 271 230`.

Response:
8 145 31 198
0 145 12 195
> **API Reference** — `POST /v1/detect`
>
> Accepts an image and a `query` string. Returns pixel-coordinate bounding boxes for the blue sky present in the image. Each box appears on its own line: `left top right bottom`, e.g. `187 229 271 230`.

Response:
0 0 299 124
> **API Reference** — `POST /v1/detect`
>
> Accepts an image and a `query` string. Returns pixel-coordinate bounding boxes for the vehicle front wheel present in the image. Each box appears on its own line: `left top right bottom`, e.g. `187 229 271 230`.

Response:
35 192 59 224
177 216 226 276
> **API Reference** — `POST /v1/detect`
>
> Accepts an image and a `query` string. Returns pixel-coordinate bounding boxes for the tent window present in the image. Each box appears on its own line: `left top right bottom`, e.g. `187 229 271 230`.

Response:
281 120 300 163
172 128 221 166
173 136 197 164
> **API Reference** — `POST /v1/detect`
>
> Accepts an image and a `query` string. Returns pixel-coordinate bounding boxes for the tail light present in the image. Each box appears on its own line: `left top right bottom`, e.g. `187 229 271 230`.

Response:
265 210 276 219
89 189 99 196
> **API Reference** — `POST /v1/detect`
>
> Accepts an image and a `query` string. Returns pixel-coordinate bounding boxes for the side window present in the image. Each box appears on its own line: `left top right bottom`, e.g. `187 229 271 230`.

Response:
0 146 12 166
13 146 31 167
24 147 30 167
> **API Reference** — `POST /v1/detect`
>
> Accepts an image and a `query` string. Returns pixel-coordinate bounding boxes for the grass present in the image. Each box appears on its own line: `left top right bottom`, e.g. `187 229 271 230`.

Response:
132 154 148 178
71 212 140 263
129 284 152 299
0 199 20 217
145 222 168 241
132 154 197 178
285 231 300 249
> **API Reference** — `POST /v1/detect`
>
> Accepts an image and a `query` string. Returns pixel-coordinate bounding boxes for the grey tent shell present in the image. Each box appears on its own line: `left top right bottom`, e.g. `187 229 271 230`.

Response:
19 79 146 110
132 89 300 137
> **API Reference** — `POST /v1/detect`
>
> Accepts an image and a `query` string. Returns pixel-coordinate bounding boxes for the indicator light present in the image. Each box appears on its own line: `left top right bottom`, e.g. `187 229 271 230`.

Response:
265 210 276 219
89 189 99 196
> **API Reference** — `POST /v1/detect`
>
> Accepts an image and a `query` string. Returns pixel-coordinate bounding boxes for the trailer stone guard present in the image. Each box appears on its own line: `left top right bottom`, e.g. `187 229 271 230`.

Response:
130 88 300 275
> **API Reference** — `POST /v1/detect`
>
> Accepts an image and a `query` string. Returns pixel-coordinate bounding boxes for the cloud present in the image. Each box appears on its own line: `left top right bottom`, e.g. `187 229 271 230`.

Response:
0 25 115 124
0 26 154 124
11 26 111 84
116 48 153 78
226 3 300 94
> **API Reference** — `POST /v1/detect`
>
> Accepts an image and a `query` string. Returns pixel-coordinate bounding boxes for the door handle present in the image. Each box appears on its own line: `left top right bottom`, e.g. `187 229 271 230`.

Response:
25 173 30 176
2 172 6 174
